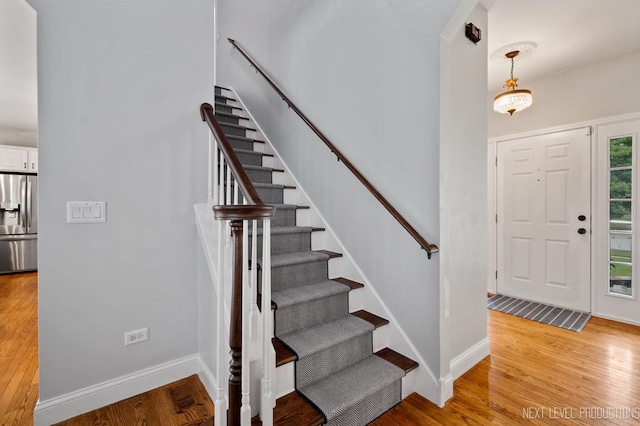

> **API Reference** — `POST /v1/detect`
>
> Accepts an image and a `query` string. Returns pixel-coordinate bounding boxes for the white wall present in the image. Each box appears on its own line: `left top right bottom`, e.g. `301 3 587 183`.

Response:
440 3 489 376
29 0 213 416
489 49 640 138
0 0 37 147
216 0 472 390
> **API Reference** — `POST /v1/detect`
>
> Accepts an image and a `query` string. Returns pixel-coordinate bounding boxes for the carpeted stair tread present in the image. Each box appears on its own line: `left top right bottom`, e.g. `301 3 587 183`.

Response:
250 225 313 237
234 147 263 156
214 100 241 110
243 164 274 173
214 94 236 103
279 314 374 359
253 182 285 189
226 134 264 144
299 355 405 425
269 203 299 211
272 280 350 309
215 110 247 120
219 121 256 132
270 250 329 268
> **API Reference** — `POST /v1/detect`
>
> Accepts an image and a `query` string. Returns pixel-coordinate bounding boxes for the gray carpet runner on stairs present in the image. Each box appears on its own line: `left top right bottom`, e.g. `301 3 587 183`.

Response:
215 90 405 425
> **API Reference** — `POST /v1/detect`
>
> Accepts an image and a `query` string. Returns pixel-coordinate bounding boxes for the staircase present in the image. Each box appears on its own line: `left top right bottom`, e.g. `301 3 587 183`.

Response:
213 87 419 425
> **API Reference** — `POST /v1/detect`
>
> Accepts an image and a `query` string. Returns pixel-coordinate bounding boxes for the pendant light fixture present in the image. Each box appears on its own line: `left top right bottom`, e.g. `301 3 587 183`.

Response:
493 50 533 115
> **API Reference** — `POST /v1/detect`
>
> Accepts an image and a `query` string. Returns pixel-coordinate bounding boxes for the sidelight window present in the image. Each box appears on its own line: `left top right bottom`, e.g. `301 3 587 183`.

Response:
609 136 633 297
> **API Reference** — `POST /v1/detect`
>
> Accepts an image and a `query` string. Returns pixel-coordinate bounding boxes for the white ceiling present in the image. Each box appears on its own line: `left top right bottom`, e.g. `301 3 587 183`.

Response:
487 0 640 93
0 0 36 131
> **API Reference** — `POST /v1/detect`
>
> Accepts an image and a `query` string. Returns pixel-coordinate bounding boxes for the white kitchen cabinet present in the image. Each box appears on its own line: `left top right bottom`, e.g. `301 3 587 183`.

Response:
27 150 38 172
0 146 37 173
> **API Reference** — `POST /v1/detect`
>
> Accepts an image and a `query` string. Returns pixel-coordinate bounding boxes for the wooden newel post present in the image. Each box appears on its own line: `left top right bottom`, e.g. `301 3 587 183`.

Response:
228 219 243 426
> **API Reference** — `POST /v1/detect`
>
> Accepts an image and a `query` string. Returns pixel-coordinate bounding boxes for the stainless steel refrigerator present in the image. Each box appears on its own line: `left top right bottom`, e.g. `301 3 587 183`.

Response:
0 174 37 274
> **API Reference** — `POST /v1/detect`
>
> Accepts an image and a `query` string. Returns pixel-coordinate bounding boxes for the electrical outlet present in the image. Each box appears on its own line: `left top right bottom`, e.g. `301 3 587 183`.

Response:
124 327 149 346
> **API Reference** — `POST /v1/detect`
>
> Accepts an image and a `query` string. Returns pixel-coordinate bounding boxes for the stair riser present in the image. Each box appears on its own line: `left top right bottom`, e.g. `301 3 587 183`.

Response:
215 103 232 114
255 186 283 205
271 259 327 291
253 232 311 257
222 169 271 187
326 381 402 426
235 150 263 167
261 208 297 228
215 94 229 104
220 123 247 137
297 332 372 389
275 293 349 336
245 169 272 184
215 114 240 125
227 138 254 151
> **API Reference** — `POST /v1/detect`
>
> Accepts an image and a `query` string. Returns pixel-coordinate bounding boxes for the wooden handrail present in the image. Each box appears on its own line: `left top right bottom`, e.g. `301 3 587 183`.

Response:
200 103 274 221
227 38 438 258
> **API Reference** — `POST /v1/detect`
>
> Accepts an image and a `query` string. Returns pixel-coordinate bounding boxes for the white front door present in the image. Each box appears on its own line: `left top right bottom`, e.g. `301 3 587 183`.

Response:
497 128 591 312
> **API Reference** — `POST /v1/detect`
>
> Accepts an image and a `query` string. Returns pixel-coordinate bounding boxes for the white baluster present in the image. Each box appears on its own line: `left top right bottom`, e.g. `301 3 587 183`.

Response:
233 177 239 205
226 161 232 206
250 219 259 340
211 140 218 208
219 151 225 206
241 214 251 425
260 219 274 424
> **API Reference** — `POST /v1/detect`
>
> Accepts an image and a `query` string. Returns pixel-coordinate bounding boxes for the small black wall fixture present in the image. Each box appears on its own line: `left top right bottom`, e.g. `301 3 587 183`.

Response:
465 23 481 44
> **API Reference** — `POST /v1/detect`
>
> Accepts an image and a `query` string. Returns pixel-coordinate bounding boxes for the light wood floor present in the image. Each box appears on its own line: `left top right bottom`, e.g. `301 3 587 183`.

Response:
0 272 38 426
2 272 640 425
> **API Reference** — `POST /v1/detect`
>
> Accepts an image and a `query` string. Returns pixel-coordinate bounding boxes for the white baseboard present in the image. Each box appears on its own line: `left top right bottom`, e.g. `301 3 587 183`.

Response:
449 337 490 381
593 313 640 327
34 354 200 426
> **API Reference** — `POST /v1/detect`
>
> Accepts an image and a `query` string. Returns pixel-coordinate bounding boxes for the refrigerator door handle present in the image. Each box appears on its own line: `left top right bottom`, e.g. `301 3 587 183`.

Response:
20 178 28 228
26 180 32 228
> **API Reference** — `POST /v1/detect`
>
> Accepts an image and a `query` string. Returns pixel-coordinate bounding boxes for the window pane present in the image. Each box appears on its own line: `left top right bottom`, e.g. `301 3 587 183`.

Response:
610 136 633 168
610 263 632 296
610 169 632 199
610 201 632 230
610 234 632 263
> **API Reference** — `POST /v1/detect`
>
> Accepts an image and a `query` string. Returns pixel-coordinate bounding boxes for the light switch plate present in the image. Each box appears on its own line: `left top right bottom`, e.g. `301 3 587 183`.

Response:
67 201 106 223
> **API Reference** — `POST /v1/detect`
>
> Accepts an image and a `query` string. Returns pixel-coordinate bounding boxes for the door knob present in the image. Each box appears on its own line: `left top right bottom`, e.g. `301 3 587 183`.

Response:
578 215 586 221
578 228 587 235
